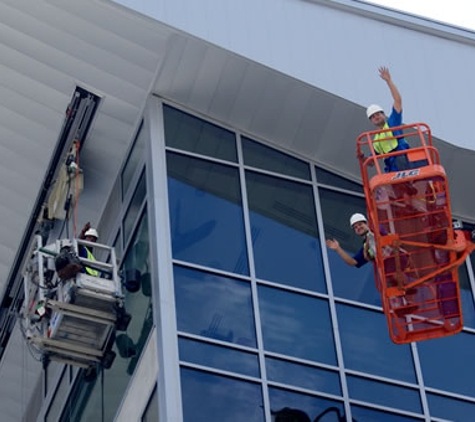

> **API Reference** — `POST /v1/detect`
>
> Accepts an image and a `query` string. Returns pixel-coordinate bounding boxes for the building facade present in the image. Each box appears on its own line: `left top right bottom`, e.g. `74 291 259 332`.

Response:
36 98 475 422
1 1 475 422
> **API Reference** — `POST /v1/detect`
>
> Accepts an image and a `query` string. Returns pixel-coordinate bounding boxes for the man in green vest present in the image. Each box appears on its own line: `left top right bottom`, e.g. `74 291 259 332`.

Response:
366 66 410 173
79 222 100 276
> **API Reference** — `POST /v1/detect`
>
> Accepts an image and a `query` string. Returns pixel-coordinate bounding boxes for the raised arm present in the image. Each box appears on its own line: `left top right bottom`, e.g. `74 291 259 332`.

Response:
326 239 358 267
379 66 402 113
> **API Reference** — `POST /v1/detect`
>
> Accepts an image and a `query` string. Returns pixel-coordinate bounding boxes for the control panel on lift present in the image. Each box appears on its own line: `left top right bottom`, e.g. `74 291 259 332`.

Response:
20 235 131 374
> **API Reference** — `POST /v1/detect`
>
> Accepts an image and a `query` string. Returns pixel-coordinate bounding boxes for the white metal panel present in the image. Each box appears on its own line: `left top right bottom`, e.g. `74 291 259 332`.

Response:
115 0 475 151
0 1 169 420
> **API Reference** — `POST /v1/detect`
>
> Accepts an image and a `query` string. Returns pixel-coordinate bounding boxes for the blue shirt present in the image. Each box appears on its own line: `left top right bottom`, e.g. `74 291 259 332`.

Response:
353 246 369 268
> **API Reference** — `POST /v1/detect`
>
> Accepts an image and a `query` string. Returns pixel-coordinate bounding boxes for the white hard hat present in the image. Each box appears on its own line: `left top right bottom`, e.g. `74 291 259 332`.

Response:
350 213 367 227
84 228 99 239
366 104 384 119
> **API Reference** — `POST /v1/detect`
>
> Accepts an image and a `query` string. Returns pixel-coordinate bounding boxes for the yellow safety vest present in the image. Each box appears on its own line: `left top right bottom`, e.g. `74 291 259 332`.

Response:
373 123 398 155
84 248 99 277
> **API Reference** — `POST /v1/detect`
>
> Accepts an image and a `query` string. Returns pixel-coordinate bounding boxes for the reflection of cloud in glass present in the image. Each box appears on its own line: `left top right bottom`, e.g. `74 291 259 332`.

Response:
175 266 256 347
168 178 249 275
182 368 265 422
259 286 336 365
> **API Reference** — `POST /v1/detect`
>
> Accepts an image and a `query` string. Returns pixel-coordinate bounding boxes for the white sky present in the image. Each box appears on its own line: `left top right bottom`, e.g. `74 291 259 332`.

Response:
366 0 475 31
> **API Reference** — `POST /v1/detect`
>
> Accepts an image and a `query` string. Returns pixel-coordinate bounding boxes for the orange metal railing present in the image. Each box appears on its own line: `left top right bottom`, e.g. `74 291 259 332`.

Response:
357 123 475 344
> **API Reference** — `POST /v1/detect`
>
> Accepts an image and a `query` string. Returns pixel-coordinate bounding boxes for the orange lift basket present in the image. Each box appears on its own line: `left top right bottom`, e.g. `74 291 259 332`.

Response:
357 123 475 344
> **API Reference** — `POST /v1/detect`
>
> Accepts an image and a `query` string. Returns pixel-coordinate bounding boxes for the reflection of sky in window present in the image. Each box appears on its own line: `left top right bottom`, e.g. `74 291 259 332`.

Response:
174 266 256 347
259 286 336 364
351 405 422 422
427 392 475 421
181 368 265 422
179 337 260 377
458 265 475 328
266 357 341 395
417 331 475 397
251 211 325 292
337 304 416 383
269 387 345 422
168 178 249 275
347 375 422 413
328 251 381 306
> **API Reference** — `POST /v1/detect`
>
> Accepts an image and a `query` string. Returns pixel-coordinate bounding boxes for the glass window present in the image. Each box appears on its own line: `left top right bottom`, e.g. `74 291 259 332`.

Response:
59 374 100 422
259 285 336 365
427 392 475 421
337 304 416 383
320 188 381 306
163 105 237 162
315 166 364 193
122 121 146 199
269 387 345 422
351 405 424 422
246 171 325 292
45 360 62 396
167 152 249 275
121 212 153 376
179 337 260 377
347 375 422 414
174 266 256 347
46 368 69 422
418 331 475 397
242 136 311 180
459 264 475 328
181 368 265 422
123 170 146 246
266 357 341 395
141 384 158 422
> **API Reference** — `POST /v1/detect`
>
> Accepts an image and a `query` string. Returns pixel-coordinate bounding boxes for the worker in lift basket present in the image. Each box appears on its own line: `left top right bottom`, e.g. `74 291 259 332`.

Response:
325 213 375 268
326 213 418 316
366 66 411 173
79 222 100 277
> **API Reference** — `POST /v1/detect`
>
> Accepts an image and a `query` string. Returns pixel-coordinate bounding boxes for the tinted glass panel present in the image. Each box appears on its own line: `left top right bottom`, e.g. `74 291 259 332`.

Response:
123 170 146 245
181 368 265 422
122 121 145 199
315 166 364 193
167 152 249 275
164 105 237 162
427 392 475 421
459 264 475 328
351 405 424 422
266 357 341 395
179 337 260 377
320 188 380 305
174 266 256 347
242 136 310 180
418 331 475 397
46 368 69 422
347 375 421 413
259 285 336 364
269 387 345 422
142 384 158 422
337 304 416 382
246 171 325 292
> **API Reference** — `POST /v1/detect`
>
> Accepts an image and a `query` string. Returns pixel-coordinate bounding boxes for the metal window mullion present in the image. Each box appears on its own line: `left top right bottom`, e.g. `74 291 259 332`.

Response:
464 255 475 308
145 97 183 422
311 164 353 421
411 341 431 421
236 132 272 422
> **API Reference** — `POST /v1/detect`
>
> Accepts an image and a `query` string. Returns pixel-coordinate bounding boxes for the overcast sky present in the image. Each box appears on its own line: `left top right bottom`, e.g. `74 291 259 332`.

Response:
366 0 475 31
